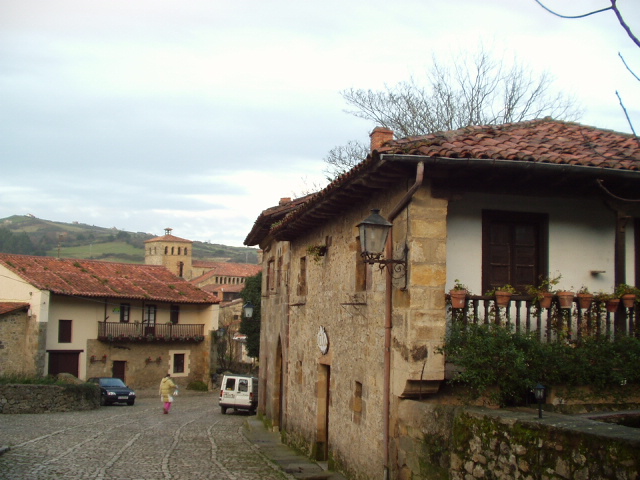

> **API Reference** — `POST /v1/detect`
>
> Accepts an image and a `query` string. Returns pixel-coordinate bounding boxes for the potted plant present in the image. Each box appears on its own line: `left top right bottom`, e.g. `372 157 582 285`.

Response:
556 288 575 309
489 284 517 307
615 284 638 308
595 291 620 313
576 286 594 310
449 279 469 309
527 274 560 309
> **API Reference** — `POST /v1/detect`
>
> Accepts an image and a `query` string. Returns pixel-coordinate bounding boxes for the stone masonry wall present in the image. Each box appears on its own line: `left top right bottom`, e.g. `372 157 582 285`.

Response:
0 384 100 414
396 400 640 480
0 309 40 377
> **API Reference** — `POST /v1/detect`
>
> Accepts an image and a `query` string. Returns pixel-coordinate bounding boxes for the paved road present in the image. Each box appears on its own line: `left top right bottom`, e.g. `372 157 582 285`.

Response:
0 392 294 480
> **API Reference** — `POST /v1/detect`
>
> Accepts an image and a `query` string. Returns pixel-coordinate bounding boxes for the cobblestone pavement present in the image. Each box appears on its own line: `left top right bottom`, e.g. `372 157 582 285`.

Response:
0 392 295 480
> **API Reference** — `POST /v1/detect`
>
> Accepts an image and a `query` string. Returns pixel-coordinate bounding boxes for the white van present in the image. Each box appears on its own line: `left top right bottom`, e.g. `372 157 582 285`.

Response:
219 374 258 414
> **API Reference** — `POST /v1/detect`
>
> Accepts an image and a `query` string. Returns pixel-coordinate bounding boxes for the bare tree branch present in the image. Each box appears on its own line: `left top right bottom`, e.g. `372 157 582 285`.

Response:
619 52 640 82
616 90 638 137
534 0 640 48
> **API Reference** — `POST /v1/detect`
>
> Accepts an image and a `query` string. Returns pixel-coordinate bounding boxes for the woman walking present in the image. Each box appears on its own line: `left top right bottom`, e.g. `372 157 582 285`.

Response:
159 374 177 414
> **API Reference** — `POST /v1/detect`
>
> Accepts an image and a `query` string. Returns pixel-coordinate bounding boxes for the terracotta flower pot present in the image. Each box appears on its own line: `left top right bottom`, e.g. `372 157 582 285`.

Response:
577 293 594 310
557 291 574 309
606 298 620 313
539 292 554 309
450 290 468 309
621 294 636 309
495 291 512 307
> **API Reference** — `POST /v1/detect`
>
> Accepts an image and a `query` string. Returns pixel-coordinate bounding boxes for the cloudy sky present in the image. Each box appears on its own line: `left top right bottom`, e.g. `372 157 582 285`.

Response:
1 1 638 247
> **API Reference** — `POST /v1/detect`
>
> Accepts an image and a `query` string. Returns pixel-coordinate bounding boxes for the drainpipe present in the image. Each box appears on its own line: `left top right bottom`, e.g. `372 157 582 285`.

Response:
382 161 424 480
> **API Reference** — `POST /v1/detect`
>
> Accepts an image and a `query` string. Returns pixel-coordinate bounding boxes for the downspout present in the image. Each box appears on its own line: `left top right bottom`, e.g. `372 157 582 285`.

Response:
383 161 424 480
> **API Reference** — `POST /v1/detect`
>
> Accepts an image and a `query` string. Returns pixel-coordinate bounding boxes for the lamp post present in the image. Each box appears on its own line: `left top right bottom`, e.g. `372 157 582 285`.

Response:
533 383 545 419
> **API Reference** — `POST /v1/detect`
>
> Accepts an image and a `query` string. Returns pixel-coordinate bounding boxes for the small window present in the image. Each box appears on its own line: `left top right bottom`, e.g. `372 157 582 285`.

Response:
238 379 248 392
120 304 130 323
58 319 72 343
225 378 236 390
298 257 307 295
184 248 188 255
353 381 363 423
173 353 185 374
170 305 179 324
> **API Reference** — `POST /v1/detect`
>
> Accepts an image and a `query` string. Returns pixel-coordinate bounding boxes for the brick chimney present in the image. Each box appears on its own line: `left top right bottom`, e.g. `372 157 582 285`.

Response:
279 197 292 206
370 127 394 153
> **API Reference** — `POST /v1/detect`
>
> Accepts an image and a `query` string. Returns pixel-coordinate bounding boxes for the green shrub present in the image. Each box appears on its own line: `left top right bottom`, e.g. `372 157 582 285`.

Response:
186 381 209 392
439 323 640 406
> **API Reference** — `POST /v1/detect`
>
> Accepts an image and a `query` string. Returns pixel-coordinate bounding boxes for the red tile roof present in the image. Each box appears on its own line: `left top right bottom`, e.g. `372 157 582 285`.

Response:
0 302 30 315
144 234 192 244
380 119 640 169
191 262 262 279
0 254 215 304
246 119 640 245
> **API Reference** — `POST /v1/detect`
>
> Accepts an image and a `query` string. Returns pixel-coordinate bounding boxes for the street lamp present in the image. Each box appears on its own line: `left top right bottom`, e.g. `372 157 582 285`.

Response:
357 209 407 273
242 302 254 319
533 383 545 419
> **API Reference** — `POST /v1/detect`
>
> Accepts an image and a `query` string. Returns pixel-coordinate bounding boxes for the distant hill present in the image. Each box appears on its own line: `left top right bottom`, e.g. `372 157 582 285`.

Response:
0 215 259 264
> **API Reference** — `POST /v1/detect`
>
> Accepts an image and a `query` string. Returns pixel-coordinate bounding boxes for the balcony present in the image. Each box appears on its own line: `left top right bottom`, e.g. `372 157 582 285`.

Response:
447 294 638 342
98 322 205 343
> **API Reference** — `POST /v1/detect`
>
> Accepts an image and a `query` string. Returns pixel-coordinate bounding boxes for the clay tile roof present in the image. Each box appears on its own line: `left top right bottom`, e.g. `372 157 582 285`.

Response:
0 254 215 304
245 119 640 246
0 302 30 315
244 193 315 246
191 262 262 278
379 119 640 169
144 234 192 244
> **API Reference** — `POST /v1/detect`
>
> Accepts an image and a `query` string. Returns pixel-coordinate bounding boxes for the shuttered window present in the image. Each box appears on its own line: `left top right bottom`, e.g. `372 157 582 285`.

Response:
482 211 548 294
58 320 72 343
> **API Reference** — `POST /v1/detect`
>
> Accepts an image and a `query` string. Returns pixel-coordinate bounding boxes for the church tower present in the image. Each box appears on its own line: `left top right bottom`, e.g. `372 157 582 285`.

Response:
144 228 193 279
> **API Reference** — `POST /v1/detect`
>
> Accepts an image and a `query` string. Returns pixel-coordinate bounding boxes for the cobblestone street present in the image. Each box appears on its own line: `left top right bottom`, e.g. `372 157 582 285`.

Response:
0 392 295 480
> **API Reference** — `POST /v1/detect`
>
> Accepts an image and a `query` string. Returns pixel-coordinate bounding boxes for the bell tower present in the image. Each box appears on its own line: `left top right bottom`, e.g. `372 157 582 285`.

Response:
144 228 193 279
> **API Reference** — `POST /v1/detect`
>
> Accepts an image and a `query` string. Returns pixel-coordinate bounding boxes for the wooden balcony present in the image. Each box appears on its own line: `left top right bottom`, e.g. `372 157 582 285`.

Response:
98 322 205 343
447 294 638 342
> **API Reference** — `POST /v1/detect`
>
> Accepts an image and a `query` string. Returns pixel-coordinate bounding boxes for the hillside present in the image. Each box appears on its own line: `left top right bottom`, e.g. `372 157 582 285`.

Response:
0 215 259 264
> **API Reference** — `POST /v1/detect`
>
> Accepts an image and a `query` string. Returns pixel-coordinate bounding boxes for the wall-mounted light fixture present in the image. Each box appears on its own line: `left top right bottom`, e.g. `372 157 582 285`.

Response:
357 209 407 278
243 302 254 319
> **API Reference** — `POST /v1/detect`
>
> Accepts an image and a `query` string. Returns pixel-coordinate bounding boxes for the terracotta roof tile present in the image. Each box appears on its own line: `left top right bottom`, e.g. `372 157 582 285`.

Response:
0 302 30 315
246 119 640 246
144 234 192 244
0 254 215 304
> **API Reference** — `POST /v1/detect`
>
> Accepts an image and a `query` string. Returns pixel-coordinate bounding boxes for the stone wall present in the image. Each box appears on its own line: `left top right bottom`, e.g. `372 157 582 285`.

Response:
0 309 40 377
0 384 100 414
396 400 640 480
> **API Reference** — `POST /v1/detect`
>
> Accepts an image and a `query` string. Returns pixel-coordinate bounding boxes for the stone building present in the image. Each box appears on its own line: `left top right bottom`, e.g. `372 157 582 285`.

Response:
0 253 218 390
244 120 640 479
0 302 41 377
144 228 261 297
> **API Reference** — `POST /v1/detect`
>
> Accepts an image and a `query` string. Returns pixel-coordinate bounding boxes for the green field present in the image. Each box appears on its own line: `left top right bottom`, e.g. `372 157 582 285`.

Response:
47 241 145 263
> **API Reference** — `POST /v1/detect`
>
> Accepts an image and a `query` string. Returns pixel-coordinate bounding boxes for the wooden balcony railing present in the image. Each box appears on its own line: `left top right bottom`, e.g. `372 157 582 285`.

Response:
447 295 638 342
98 322 205 343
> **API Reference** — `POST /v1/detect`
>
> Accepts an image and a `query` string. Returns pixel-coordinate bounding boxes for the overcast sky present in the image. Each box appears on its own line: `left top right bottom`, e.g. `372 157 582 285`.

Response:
1 1 638 247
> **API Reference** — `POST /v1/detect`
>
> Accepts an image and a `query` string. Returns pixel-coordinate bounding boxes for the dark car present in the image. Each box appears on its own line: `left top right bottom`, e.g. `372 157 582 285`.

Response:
88 377 136 406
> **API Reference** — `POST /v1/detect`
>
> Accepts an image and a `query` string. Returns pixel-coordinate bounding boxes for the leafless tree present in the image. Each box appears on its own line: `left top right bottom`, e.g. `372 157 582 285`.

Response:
533 0 638 135
324 48 581 179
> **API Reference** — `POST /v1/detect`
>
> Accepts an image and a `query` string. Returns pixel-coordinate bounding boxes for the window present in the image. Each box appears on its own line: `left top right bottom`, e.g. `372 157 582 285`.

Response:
482 211 548 294
225 377 236 390
353 381 363 423
58 320 72 343
267 259 276 293
238 379 248 392
143 305 157 325
355 236 367 292
298 257 307 295
120 304 130 323
173 353 185 374
170 305 180 324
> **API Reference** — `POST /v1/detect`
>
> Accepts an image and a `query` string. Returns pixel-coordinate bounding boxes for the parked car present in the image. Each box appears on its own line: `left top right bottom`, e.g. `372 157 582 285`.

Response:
88 377 136 406
219 374 258 414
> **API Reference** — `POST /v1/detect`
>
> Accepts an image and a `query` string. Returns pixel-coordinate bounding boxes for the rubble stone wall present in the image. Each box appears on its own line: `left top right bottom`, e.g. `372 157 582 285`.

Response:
0 384 100 414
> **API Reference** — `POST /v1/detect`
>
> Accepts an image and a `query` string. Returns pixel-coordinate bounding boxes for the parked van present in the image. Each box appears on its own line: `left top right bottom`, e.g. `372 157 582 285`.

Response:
219 374 258 414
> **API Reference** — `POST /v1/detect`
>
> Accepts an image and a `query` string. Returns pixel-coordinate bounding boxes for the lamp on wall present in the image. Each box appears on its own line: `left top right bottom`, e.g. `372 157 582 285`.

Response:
357 209 407 276
242 302 254 319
